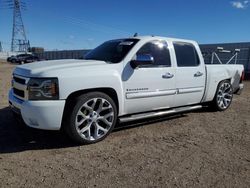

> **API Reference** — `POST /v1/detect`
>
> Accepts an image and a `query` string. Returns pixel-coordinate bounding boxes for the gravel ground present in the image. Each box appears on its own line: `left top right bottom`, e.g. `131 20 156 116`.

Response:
0 61 249 188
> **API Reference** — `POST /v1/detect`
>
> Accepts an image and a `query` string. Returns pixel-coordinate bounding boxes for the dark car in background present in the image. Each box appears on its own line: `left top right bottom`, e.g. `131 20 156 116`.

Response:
7 54 41 64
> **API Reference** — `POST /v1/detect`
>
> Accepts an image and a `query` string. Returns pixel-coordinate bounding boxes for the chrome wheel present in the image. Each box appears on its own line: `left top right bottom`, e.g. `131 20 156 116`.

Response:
217 82 233 110
75 97 114 141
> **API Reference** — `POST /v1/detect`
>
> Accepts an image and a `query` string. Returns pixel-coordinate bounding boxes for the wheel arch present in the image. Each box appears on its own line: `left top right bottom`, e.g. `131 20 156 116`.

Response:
62 88 119 144
210 79 233 111
202 73 232 103
212 78 231 100
62 87 119 120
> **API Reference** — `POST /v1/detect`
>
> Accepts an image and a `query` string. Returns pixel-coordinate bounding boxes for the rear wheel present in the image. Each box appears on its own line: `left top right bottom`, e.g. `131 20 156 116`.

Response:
211 80 233 111
64 92 117 144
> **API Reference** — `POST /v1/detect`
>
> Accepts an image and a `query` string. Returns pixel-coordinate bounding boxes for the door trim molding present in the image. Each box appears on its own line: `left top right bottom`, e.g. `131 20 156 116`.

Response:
126 86 204 99
177 87 204 94
126 89 177 99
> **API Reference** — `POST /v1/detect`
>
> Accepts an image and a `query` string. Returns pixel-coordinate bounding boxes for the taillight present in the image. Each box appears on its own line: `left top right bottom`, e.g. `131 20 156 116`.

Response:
240 71 245 82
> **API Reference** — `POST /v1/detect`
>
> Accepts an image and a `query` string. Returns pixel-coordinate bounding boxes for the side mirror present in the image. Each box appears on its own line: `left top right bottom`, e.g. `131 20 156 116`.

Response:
130 54 154 69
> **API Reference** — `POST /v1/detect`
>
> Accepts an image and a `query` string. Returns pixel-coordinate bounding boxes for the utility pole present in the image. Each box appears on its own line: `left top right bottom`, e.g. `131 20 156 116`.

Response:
5 0 29 52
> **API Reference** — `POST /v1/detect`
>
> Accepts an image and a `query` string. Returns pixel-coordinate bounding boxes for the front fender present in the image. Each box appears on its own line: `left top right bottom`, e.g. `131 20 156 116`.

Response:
59 69 125 116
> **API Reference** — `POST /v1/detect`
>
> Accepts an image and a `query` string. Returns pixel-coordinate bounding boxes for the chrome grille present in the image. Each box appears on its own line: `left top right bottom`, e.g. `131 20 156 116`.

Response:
12 75 30 101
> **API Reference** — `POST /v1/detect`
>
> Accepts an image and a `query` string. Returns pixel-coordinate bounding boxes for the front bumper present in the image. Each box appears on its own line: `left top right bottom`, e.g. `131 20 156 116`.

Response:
9 89 65 130
234 83 244 95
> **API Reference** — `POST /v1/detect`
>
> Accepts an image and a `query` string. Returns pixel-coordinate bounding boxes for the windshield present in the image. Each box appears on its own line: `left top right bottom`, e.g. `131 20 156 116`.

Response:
85 39 139 63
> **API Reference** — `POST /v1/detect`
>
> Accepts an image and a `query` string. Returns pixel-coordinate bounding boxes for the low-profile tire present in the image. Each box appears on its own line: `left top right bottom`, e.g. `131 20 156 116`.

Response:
64 92 117 144
211 80 233 111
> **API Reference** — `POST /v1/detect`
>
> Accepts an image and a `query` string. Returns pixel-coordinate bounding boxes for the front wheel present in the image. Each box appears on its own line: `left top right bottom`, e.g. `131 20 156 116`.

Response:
64 92 117 144
211 80 233 111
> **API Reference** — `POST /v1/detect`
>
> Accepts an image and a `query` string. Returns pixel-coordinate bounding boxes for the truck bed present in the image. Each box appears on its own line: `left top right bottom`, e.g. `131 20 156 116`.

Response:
203 64 244 102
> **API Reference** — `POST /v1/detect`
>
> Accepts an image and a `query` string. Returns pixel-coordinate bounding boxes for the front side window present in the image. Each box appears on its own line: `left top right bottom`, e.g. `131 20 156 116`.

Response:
174 42 200 67
85 39 139 63
136 40 171 67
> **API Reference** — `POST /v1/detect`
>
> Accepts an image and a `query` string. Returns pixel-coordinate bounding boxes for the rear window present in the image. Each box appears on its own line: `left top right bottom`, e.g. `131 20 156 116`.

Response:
174 42 200 67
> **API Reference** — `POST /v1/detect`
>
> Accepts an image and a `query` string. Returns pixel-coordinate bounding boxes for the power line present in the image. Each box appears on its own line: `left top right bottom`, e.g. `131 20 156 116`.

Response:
63 16 131 37
0 0 26 12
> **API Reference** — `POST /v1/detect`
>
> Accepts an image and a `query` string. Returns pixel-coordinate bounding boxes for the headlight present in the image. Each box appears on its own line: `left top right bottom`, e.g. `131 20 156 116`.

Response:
28 78 59 100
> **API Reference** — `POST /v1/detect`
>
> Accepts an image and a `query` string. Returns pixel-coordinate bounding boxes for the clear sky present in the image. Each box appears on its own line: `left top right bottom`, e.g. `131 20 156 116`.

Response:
0 0 249 51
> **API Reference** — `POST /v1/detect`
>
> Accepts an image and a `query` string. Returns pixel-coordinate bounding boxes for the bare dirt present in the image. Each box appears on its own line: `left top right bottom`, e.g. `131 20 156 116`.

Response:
0 61 249 188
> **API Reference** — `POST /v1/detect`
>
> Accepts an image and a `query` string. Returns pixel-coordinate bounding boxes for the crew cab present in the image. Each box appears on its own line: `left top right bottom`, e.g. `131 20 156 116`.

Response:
9 36 244 144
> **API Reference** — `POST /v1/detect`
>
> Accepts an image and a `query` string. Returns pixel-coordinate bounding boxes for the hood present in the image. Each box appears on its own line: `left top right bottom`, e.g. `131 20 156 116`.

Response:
13 59 108 77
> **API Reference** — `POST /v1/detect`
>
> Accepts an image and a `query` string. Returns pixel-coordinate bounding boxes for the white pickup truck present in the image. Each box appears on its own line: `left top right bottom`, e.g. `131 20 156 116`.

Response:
9 36 244 144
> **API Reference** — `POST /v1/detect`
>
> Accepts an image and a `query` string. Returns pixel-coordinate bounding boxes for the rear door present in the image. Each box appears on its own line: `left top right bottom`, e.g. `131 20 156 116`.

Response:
173 42 206 107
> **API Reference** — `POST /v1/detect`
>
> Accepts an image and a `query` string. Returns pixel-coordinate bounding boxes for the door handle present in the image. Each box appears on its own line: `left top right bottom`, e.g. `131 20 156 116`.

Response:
194 71 203 77
162 73 174 79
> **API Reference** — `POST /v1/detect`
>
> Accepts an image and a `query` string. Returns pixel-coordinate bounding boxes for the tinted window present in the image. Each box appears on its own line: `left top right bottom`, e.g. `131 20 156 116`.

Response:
85 39 139 63
17 54 27 57
174 42 200 67
136 41 171 67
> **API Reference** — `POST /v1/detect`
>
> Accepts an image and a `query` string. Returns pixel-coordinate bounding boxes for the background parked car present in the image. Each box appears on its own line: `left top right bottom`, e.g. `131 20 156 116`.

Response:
7 54 41 64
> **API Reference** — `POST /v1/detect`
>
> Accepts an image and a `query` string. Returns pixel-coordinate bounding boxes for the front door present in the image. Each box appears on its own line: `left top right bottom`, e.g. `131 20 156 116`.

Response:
123 40 176 114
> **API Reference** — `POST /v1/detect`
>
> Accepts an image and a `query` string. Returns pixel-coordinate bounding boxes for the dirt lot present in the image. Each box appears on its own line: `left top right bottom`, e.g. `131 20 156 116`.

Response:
0 61 249 188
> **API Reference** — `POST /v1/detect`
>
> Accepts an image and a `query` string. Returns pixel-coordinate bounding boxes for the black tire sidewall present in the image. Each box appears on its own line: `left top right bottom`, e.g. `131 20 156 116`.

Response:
65 92 118 144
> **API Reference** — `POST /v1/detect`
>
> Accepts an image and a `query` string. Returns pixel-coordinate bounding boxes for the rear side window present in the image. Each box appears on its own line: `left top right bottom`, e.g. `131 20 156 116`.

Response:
174 42 200 67
136 40 171 67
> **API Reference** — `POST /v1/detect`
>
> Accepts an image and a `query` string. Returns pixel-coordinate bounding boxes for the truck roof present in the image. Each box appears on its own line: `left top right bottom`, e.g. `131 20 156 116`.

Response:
129 35 197 44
